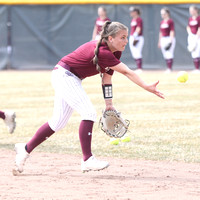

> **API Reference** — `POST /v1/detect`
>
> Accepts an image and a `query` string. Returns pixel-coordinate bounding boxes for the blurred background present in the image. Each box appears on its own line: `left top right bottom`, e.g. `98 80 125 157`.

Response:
0 0 197 70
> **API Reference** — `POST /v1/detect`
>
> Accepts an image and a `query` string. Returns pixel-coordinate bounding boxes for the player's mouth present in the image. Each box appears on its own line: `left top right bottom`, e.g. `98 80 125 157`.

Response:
122 45 126 49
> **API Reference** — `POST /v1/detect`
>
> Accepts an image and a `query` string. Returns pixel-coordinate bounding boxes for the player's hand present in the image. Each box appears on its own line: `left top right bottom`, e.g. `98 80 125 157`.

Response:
146 81 164 99
105 105 116 111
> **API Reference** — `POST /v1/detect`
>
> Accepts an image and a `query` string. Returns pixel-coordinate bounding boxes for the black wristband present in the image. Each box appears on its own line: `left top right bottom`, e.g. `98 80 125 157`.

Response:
102 84 113 99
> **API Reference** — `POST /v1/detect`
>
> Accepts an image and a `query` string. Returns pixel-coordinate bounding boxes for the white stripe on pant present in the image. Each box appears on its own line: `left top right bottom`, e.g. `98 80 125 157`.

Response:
48 65 96 132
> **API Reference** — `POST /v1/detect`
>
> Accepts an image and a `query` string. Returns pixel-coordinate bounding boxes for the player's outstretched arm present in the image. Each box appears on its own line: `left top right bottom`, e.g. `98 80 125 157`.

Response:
110 62 164 99
102 73 115 110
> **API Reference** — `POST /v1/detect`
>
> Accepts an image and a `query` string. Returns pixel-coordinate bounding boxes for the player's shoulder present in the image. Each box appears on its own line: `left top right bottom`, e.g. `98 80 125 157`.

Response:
99 43 121 59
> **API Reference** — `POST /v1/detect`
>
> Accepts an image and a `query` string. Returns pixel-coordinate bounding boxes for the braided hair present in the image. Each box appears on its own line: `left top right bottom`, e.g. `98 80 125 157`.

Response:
93 21 128 73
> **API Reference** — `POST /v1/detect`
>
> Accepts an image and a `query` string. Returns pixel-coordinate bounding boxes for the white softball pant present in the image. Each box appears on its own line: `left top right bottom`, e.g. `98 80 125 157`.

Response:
187 33 200 58
129 35 144 59
48 65 96 132
160 36 176 59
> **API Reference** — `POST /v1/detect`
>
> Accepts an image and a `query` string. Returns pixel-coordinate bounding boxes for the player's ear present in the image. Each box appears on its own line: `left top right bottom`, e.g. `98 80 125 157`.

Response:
108 35 113 43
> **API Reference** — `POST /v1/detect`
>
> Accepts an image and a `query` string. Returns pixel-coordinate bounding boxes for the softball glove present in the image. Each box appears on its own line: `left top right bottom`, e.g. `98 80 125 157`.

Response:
99 110 130 138
164 42 172 51
133 39 139 46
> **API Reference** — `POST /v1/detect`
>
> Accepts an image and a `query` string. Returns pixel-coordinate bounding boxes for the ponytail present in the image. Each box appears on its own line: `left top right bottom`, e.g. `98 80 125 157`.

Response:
93 21 111 73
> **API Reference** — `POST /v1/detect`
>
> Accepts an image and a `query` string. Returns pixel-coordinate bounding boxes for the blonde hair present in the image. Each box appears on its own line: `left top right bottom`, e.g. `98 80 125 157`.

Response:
93 21 128 72
161 7 170 17
189 5 199 14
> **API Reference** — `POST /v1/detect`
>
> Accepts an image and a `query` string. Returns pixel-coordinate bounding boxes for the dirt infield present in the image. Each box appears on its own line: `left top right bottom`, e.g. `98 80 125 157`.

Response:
1 149 200 200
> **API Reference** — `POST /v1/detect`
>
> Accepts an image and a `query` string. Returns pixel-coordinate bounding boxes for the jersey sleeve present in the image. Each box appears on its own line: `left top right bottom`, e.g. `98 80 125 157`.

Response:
98 50 121 69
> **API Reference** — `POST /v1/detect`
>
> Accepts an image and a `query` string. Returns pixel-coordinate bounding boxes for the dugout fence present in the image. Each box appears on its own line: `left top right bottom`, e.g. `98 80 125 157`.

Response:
0 1 198 70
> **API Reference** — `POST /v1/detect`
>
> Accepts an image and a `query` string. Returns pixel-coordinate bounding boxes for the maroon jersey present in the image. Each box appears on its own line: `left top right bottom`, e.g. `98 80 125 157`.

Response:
130 17 143 36
188 16 200 34
95 17 110 35
59 40 121 79
160 19 175 37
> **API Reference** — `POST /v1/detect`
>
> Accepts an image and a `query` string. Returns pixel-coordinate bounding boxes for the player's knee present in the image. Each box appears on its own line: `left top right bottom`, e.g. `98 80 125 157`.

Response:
81 110 97 122
48 118 67 132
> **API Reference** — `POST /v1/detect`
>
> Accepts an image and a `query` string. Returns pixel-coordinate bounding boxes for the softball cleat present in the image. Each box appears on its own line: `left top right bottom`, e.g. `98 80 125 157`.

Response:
13 143 29 175
81 156 109 172
4 110 16 134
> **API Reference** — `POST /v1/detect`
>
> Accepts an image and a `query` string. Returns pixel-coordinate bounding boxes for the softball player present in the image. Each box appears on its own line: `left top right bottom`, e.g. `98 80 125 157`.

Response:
129 6 144 73
158 7 176 73
92 6 110 41
0 110 16 133
186 5 200 73
13 21 164 175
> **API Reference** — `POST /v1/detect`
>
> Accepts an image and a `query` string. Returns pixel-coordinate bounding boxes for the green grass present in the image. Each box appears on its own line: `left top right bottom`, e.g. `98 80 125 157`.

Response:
0 70 200 162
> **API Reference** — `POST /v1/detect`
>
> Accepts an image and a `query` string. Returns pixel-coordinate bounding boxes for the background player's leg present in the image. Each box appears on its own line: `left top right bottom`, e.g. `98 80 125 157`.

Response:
129 36 136 67
161 37 175 72
0 111 5 119
166 59 173 70
193 57 200 69
135 58 142 69
166 38 175 71
130 36 144 71
191 43 200 71
135 36 144 70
